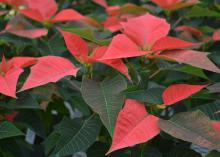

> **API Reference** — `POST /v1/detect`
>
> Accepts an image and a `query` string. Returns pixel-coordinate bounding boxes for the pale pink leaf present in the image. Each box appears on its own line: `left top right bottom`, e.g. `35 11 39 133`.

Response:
158 50 220 73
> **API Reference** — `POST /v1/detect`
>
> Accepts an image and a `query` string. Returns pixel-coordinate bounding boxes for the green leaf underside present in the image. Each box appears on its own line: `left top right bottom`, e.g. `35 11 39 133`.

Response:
81 75 127 137
159 111 220 151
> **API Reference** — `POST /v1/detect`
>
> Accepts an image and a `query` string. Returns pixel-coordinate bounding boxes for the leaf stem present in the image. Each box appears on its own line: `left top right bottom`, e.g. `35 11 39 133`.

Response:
149 69 161 79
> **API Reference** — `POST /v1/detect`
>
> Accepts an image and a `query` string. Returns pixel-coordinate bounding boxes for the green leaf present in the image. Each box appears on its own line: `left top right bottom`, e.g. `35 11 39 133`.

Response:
206 151 220 157
61 28 111 46
81 75 127 136
0 121 23 140
47 115 101 157
15 111 46 138
142 147 163 157
87 142 142 157
0 33 32 47
159 111 220 151
86 142 108 157
118 3 147 14
177 65 209 80
0 93 41 110
186 6 220 18
43 133 61 155
34 33 66 55
157 61 209 80
194 101 220 120
125 87 164 104
168 148 202 157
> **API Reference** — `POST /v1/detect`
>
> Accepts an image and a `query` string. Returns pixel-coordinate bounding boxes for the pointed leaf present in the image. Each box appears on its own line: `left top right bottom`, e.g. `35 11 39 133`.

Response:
51 9 85 23
195 101 220 121
207 83 220 93
8 57 37 68
19 9 46 22
104 17 122 32
48 115 101 157
100 59 130 79
175 25 203 37
122 14 170 47
153 36 198 52
159 111 220 151
5 15 48 39
92 0 108 8
101 34 148 60
186 6 220 18
60 30 89 61
20 0 57 22
0 67 23 98
163 84 207 106
152 0 200 11
158 50 220 73
62 27 110 46
21 56 79 91
107 99 160 154
5 93 40 109
94 46 130 79
0 121 23 140
81 75 127 136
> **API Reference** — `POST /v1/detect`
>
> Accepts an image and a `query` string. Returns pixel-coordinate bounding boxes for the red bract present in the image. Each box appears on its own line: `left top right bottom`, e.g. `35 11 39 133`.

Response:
60 30 130 79
162 84 207 106
213 29 220 41
0 56 36 98
103 17 123 32
121 14 170 48
17 0 85 23
101 34 148 60
4 15 48 39
93 0 120 15
112 14 220 73
107 99 160 154
20 56 79 91
8 57 37 68
152 36 198 52
158 50 220 73
212 121 220 135
151 0 200 11
101 14 196 60
93 0 147 32
175 25 203 38
4 112 18 121
0 56 23 98
175 25 211 43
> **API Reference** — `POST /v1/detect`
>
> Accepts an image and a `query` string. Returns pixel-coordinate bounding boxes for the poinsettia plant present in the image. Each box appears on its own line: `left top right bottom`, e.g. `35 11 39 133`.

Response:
0 0 220 156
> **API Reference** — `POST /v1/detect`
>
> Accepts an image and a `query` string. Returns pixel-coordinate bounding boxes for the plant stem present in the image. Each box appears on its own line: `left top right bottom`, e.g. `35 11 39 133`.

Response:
149 69 161 79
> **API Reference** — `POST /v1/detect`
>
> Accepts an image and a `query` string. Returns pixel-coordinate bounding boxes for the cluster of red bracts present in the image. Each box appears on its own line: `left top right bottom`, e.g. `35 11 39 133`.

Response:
0 0 85 38
0 0 220 154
